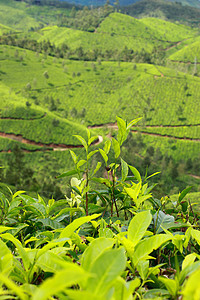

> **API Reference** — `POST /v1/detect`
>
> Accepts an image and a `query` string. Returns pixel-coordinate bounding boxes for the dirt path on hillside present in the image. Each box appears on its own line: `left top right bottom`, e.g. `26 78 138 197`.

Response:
0 113 47 121
189 174 200 180
88 122 118 130
155 66 164 77
131 130 200 142
89 122 200 142
170 60 200 64
144 124 200 128
164 41 182 51
89 122 200 129
1 119 199 154
0 131 103 151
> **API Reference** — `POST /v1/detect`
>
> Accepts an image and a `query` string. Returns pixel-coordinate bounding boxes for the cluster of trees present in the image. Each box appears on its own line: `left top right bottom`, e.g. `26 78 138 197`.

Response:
0 146 63 199
0 36 67 58
59 5 114 32
0 35 166 64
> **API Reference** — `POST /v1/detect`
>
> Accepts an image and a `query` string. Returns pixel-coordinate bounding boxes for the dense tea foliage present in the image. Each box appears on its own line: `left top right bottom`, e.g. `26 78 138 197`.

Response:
0 118 200 299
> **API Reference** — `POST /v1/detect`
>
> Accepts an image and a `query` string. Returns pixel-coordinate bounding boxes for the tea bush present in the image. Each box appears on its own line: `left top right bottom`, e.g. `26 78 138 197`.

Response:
0 117 199 299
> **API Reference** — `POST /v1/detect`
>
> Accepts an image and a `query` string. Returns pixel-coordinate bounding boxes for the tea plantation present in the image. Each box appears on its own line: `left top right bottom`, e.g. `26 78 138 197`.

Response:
0 0 200 298
0 1 199 205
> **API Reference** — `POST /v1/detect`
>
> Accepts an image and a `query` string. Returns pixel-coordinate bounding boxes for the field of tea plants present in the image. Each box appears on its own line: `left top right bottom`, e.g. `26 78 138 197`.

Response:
0 23 15 35
22 12 199 55
23 24 167 54
132 132 200 161
0 137 44 152
0 0 71 31
169 39 200 63
0 0 41 31
133 125 200 140
0 114 89 145
139 17 198 41
1 46 200 123
0 45 200 157
97 13 197 42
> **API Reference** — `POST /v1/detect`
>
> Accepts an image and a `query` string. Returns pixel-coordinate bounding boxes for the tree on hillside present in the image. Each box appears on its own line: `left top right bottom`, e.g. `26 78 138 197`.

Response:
70 6 76 18
5 145 37 190
36 153 63 199
43 70 49 79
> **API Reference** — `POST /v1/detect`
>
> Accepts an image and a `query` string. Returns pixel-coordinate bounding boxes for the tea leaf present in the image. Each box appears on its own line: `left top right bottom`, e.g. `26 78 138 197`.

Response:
128 210 152 247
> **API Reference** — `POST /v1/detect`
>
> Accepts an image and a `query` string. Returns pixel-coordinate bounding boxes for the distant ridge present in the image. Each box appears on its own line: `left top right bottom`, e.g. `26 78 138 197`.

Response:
120 0 200 26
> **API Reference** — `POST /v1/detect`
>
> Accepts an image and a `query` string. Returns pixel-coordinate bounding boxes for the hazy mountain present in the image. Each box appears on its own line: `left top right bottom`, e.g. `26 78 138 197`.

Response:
59 0 200 7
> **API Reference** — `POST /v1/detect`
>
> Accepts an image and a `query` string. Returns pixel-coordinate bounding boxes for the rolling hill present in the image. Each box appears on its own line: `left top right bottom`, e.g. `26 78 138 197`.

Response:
169 38 200 63
16 12 198 61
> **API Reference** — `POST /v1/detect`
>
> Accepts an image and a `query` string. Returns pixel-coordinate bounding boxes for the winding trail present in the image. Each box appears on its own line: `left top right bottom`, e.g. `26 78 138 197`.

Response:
131 130 200 142
89 122 200 129
0 131 103 152
1 119 199 154
89 122 200 142
0 113 47 121
170 60 200 65
164 41 182 51
189 174 200 180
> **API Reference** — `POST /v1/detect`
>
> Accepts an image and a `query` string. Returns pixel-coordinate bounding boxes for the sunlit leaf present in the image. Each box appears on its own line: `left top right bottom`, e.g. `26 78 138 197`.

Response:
129 166 141 182
60 214 100 239
56 169 78 178
128 210 152 247
121 158 128 181
82 237 115 271
86 247 126 295
112 138 120 159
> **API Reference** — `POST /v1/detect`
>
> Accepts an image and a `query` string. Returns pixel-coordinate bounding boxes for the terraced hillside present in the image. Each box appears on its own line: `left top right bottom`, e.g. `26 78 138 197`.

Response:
0 24 16 35
0 0 42 31
0 58 89 149
169 38 200 63
21 13 198 57
0 0 74 31
0 45 199 161
21 25 167 55
0 3 199 197
97 13 196 41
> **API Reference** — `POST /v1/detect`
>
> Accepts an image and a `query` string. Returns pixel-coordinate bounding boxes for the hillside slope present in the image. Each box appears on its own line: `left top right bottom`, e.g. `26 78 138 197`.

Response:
0 45 200 162
169 38 200 63
16 12 197 60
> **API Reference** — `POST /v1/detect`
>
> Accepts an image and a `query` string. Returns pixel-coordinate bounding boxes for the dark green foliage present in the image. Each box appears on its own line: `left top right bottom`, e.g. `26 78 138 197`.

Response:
4 145 36 190
59 5 114 32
